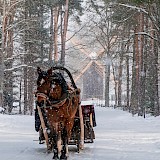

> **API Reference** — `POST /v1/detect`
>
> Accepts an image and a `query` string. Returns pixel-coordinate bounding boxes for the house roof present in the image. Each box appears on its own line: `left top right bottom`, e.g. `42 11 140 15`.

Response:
65 33 105 82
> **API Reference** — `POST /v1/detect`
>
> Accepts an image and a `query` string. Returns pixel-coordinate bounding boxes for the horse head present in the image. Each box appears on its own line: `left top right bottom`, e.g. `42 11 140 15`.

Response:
48 72 64 100
36 67 53 107
36 67 68 106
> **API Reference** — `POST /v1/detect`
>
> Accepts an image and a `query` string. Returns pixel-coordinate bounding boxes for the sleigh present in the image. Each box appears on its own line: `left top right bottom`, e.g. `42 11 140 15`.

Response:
69 102 96 151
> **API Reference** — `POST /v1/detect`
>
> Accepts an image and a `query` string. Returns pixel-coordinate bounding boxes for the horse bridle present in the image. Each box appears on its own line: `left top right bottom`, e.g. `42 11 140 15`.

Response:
36 92 67 109
36 76 68 109
36 70 80 109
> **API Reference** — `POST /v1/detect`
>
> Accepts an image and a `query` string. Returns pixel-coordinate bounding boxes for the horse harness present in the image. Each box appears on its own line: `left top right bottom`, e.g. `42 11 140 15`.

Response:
35 82 80 110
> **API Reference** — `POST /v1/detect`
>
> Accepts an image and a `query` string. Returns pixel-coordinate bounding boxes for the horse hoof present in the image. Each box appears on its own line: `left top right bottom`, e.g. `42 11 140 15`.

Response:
39 141 45 144
47 149 51 154
47 148 52 153
60 155 67 160
52 158 59 160
52 155 59 160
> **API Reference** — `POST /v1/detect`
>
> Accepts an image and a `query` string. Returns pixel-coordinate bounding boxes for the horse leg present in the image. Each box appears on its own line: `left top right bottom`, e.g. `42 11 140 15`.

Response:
60 127 68 160
47 130 54 152
52 132 59 160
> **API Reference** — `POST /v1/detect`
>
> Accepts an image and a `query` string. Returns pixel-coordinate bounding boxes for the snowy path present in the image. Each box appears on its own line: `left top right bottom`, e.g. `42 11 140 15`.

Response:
1 107 160 160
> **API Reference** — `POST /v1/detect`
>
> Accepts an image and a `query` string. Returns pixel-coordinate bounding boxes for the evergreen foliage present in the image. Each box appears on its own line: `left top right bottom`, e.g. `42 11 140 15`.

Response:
0 0 159 116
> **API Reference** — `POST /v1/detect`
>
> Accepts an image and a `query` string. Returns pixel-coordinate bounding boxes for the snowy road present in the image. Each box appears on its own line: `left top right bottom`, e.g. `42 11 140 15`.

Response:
1 107 160 160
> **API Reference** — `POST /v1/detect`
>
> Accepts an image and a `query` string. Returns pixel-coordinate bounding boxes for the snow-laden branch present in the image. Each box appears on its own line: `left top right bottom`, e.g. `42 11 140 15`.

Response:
122 31 158 43
113 12 137 23
4 65 36 72
111 3 160 35
117 3 148 14
3 0 24 16
135 32 158 41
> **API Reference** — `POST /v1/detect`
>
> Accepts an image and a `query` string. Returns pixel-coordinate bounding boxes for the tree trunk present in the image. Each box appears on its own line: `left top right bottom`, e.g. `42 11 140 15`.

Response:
151 25 159 115
126 55 130 109
0 0 6 108
130 26 138 114
19 78 22 114
54 6 59 62
28 67 34 115
61 0 69 67
158 45 160 113
105 54 110 107
118 56 123 107
135 23 140 111
112 64 118 106
23 4 28 115
138 12 144 116
23 66 28 115
118 41 124 107
49 7 54 61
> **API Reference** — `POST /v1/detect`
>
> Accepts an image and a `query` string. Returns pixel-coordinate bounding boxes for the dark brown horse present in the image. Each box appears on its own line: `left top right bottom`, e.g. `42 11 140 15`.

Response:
35 67 81 160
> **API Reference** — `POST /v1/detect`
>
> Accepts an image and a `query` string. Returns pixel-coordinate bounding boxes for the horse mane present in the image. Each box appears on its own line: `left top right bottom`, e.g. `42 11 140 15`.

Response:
51 72 68 94
52 66 77 89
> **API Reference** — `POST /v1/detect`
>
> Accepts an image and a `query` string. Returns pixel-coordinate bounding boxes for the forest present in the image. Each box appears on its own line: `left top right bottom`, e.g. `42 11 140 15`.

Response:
0 0 160 116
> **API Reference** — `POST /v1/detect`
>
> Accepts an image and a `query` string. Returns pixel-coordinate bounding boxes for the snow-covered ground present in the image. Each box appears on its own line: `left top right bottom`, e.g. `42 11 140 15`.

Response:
1 107 160 160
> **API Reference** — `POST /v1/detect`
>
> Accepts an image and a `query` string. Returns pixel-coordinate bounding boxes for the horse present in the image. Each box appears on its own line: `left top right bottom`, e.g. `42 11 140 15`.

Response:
35 67 81 160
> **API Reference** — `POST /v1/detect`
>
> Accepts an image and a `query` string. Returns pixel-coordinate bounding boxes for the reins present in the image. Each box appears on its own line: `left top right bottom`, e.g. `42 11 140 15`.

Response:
36 92 67 109
36 93 49 100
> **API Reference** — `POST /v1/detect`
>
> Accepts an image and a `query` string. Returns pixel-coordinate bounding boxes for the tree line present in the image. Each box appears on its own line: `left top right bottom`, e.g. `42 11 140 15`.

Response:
0 0 160 116
0 0 83 114
89 0 160 116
